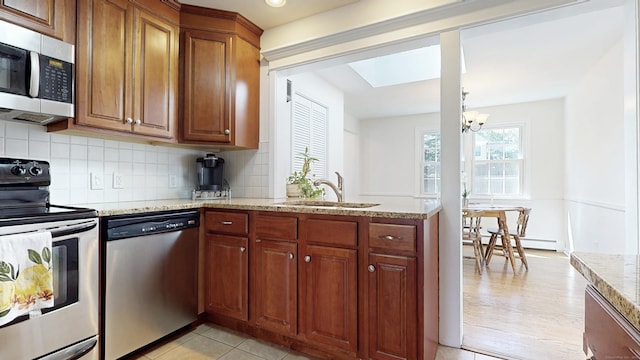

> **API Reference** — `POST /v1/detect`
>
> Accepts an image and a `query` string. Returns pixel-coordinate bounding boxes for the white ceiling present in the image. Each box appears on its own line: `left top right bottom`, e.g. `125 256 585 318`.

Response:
180 0 625 120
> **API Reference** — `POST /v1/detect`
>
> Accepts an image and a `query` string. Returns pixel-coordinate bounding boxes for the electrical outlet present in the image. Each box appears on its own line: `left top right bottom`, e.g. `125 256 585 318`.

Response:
90 172 104 190
113 173 124 189
169 174 178 188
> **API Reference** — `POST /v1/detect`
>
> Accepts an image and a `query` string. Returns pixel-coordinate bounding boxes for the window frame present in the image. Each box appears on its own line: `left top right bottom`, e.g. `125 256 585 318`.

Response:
468 123 527 199
290 92 329 181
420 130 441 197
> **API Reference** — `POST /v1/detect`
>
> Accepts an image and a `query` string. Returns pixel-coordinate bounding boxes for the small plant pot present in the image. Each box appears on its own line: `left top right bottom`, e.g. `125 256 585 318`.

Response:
286 184 303 198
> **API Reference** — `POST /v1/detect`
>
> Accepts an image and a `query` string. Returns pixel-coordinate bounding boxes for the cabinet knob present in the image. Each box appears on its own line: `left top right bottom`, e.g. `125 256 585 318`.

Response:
221 221 233 225
368 265 376 272
125 117 133 124
304 255 311 263
240 247 246 253
381 235 401 241
224 129 230 135
289 253 294 260
134 119 141 126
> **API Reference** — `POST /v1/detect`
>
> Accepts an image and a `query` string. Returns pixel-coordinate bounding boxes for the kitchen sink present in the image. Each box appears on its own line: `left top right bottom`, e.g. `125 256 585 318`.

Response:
276 200 380 208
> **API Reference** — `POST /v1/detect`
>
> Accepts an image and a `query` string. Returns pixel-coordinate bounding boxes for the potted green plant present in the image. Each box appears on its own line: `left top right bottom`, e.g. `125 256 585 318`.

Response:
287 147 324 198
462 183 470 207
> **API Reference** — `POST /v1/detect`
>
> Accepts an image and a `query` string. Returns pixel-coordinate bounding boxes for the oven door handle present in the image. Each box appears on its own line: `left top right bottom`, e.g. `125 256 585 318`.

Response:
36 335 98 360
51 222 97 238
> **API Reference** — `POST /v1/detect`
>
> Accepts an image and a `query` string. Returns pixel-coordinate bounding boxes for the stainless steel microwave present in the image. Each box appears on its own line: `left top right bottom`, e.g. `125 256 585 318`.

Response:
0 20 74 125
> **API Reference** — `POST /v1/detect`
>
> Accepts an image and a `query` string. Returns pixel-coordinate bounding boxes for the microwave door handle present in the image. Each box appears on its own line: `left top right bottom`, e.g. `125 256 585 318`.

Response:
29 51 39 98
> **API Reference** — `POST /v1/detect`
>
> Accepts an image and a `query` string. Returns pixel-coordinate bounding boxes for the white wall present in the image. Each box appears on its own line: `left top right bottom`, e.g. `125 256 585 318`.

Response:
354 98 566 248
565 38 625 253
271 72 345 200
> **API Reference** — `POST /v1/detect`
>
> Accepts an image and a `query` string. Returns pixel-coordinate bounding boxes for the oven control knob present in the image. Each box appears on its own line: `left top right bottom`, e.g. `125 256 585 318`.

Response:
29 166 43 176
11 165 26 176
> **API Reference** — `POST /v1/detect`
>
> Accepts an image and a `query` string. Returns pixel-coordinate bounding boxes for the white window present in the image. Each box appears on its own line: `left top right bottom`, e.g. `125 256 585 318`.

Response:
291 94 328 180
422 131 441 195
471 125 524 196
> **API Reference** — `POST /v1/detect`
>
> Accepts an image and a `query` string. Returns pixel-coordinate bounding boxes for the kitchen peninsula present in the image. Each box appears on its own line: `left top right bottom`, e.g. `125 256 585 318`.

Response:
571 252 640 358
94 198 441 360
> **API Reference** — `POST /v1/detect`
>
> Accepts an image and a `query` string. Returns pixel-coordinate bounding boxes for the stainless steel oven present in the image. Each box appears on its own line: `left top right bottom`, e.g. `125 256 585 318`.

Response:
0 157 98 360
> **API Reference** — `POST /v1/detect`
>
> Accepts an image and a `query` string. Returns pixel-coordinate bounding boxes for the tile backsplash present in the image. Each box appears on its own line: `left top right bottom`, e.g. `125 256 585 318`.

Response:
0 120 269 204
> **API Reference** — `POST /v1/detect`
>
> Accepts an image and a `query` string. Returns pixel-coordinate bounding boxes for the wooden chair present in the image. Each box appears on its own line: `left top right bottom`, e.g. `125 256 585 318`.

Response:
462 209 485 273
485 208 530 271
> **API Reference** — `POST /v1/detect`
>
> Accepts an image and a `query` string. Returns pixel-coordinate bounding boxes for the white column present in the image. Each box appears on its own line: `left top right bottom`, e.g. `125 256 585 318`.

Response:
439 29 463 347
624 0 639 254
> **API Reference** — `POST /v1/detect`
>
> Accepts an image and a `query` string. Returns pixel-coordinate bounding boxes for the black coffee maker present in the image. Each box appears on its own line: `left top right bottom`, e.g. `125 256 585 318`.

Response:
196 154 225 191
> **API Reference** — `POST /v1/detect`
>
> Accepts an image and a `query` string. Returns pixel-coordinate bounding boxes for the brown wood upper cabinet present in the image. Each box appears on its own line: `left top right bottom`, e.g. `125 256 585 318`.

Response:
51 0 179 140
179 6 262 149
0 0 75 43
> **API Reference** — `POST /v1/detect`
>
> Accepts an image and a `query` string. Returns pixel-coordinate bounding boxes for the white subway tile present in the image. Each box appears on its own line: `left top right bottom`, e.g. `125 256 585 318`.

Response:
28 125 50 142
88 146 104 161
70 144 88 160
5 138 28 157
50 133 70 144
50 142 70 158
29 140 50 160
87 138 104 147
5 121 29 140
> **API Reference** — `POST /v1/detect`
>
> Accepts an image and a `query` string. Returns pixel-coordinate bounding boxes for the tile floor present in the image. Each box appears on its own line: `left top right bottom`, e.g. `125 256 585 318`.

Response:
128 322 505 360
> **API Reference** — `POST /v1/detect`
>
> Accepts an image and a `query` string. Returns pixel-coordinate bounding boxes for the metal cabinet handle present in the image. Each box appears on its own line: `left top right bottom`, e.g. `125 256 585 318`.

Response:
134 119 141 125
368 265 376 272
381 235 401 241
304 255 311 262
224 129 230 135
240 247 246 253
221 221 233 225
125 117 133 124
289 253 294 260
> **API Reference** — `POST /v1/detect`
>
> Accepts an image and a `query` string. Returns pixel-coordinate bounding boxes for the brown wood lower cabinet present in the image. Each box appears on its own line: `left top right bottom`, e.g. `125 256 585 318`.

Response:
254 239 297 335
203 210 439 360
584 285 640 359
301 244 358 353
205 233 248 321
368 254 417 360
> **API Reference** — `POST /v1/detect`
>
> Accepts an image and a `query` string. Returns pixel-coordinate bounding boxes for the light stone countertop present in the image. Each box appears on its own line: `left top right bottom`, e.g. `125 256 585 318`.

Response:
80 197 442 219
571 252 640 331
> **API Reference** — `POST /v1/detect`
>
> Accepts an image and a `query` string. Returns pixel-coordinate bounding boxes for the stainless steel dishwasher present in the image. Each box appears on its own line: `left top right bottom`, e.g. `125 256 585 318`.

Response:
101 209 200 360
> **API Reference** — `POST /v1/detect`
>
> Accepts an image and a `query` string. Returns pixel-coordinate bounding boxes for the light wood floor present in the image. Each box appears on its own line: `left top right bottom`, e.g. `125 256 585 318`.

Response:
462 246 588 360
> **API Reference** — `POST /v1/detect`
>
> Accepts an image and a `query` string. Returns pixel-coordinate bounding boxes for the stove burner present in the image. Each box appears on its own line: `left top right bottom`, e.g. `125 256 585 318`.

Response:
0 158 96 225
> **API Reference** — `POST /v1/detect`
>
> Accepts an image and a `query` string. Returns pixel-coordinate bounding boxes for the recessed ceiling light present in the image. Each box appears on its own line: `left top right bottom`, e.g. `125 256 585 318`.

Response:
265 0 286 7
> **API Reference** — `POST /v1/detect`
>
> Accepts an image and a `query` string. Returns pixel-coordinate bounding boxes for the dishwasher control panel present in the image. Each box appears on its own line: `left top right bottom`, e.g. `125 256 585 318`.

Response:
104 210 200 241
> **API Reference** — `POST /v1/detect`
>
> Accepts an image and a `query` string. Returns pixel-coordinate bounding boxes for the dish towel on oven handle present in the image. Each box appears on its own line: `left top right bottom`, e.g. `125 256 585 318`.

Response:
0 231 54 326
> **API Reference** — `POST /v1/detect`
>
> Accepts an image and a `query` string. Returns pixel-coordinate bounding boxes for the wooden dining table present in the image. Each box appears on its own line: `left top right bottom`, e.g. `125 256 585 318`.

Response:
462 203 527 272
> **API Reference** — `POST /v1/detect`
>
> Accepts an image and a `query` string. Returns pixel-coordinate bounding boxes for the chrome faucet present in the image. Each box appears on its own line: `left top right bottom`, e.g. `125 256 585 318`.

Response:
314 172 344 202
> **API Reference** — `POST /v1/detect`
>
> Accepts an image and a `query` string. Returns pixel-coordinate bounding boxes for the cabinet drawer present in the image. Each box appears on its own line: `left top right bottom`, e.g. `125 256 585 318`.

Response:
305 218 357 247
256 214 298 241
369 223 416 252
206 211 248 235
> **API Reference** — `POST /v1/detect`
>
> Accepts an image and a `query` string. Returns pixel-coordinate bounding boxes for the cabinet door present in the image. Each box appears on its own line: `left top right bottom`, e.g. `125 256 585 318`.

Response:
205 233 248 321
254 239 297 335
181 30 231 143
585 286 640 358
132 8 177 138
368 254 417 360
301 245 358 352
0 0 74 42
76 0 133 132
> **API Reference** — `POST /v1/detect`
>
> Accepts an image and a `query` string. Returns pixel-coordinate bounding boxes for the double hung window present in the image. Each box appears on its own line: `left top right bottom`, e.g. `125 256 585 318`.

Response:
471 126 523 196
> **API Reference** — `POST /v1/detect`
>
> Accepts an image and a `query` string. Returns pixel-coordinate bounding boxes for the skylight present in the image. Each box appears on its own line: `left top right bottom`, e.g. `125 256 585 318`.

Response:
348 44 466 88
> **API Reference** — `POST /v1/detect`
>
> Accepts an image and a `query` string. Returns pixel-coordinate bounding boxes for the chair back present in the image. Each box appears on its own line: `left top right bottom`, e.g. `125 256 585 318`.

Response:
462 209 483 240
516 208 531 237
